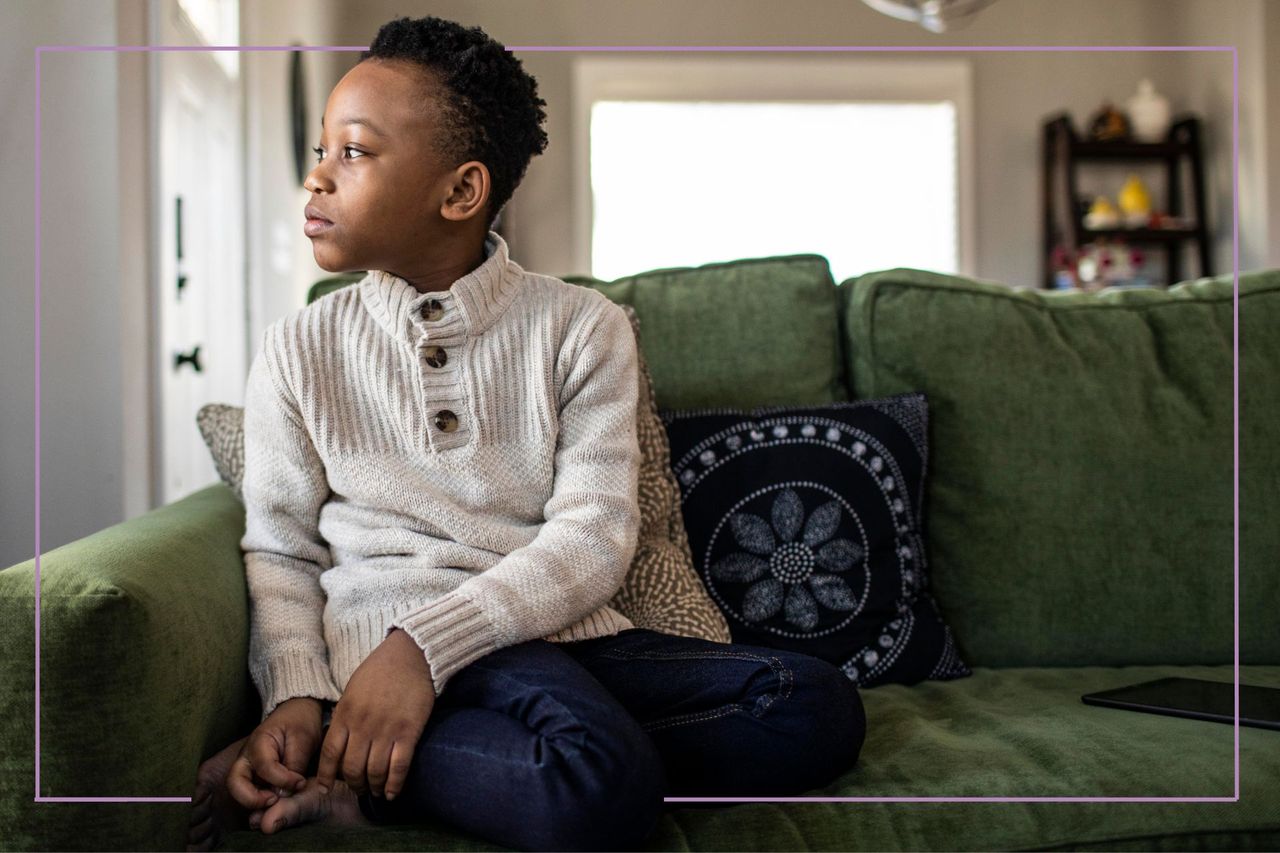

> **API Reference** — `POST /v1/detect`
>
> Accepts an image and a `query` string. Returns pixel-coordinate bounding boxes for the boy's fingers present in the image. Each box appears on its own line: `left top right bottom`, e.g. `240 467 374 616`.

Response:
366 738 392 798
281 731 312 790
384 739 413 802
248 734 299 790
315 725 348 794
342 734 373 797
226 755 279 811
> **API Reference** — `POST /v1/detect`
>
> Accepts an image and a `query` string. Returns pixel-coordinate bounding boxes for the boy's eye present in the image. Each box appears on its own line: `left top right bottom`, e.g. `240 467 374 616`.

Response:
311 145 364 162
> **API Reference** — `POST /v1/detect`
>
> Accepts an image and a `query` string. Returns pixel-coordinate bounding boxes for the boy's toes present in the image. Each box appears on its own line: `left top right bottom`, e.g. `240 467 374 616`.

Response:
185 812 218 853
186 797 216 851
191 774 216 805
254 779 332 834
185 814 215 845
188 734 252 849
188 794 211 827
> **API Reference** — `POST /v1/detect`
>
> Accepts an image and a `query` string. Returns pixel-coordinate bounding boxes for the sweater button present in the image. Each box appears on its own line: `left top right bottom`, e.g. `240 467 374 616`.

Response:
424 345 448 368
433 409 459 432
421 299 444 321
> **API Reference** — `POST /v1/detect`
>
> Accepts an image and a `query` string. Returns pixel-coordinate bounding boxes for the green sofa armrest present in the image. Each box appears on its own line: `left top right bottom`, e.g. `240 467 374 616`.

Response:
0 482 260 851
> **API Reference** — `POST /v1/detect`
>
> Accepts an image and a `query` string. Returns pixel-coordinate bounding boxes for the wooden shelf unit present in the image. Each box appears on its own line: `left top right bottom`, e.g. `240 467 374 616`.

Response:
1041 112 1212 289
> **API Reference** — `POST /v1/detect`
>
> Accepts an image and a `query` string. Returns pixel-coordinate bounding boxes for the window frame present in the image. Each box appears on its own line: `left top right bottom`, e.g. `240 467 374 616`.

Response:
570 54 975 280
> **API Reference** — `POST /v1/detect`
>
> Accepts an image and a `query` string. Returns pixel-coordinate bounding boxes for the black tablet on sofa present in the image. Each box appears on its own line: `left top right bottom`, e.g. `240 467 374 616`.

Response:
1082 677 1280 731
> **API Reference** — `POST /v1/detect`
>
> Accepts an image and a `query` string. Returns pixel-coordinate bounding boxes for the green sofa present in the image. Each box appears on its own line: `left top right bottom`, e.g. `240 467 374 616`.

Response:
4 256 1277 851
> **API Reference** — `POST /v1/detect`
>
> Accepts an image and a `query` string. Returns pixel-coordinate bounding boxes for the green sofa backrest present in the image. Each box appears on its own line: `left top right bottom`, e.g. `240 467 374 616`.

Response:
314 260 1277 669
563 253 848 410
309 273 364 304
840 267 1279 668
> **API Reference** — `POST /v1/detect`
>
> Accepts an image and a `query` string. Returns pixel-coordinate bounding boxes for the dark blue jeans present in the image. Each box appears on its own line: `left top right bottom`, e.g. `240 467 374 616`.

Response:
349 627 866 851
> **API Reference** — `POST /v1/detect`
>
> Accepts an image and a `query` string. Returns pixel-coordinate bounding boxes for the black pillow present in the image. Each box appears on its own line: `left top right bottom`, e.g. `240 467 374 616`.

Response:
658 393 971 688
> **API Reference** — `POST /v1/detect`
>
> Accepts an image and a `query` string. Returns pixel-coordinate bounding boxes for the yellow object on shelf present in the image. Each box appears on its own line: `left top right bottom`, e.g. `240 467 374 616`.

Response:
1083 195 1119 229
1118 174 1152 226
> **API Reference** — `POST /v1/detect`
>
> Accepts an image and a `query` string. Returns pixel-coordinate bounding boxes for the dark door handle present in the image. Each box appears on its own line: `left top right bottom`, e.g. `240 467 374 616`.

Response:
174 344 203 374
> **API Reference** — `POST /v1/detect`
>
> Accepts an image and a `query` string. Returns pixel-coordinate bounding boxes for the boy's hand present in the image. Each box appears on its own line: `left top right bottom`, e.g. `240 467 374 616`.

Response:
316 628 436 802
227 697 324 811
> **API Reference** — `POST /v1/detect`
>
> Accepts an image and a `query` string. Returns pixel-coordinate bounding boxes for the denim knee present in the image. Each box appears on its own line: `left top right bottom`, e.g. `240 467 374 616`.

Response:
752 650 865 783
525 726 667 851
779 654 867 778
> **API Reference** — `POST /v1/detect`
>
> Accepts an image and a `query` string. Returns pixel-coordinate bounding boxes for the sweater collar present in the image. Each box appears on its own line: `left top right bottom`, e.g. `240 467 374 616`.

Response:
358 230 524 344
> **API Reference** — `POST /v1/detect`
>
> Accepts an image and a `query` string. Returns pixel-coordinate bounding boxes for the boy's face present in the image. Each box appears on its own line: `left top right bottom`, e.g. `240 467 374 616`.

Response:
304 59 490 277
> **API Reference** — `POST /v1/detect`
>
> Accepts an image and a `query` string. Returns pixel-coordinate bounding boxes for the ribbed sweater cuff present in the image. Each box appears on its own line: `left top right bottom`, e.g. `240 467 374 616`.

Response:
253 650 343 722
387 594 498 697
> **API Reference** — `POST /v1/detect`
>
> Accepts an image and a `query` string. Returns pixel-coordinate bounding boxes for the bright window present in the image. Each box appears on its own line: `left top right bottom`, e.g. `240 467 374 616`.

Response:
589 99 958 283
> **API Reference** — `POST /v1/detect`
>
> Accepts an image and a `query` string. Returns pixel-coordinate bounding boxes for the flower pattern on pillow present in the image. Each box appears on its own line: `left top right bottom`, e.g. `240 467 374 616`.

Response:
712 487 863 631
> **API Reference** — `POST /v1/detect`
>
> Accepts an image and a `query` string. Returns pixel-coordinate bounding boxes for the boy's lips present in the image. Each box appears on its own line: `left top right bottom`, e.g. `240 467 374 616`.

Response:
304 218 335 237
304 205 335 237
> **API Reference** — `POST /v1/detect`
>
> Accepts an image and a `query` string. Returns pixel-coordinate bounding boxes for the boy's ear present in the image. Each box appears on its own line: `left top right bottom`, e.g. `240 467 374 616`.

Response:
441 160 490 223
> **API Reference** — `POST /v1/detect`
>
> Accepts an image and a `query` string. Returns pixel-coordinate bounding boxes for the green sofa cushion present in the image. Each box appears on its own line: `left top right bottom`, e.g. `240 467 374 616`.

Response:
209 664 1280 851
562 253 849 411
9 506 1273 853
840 268 1280 668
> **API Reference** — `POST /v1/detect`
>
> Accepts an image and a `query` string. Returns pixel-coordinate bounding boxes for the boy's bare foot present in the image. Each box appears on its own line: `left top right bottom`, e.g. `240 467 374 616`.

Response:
248 775 373 835
188 735 253 852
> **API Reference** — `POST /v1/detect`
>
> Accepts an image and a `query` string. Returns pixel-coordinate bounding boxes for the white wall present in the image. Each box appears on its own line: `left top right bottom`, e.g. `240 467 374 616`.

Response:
1268 5 1280 265
333 0 1274 284
242 0 345 361
1161 0 1272 279
0 0 342 569
1 0 129 569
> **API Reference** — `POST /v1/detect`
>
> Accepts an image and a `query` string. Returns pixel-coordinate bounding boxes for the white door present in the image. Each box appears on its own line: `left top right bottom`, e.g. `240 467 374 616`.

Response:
156 0 245 504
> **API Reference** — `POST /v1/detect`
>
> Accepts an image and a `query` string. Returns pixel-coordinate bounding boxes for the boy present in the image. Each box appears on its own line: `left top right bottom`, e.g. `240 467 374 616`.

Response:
186 16 644 850
188 15 865 853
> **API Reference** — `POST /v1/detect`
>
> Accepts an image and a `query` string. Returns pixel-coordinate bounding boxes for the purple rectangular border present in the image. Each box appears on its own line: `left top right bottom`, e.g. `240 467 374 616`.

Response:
32 44 1240 806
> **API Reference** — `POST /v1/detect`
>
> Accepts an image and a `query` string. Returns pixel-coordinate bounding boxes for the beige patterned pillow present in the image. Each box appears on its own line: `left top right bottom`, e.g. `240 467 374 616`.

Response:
606 305 732 643
195 403 245 502
196 303 731 644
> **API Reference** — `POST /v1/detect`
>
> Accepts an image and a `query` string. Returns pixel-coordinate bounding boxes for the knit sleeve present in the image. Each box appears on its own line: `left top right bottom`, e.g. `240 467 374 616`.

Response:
383 299 642 696
240 328 343 722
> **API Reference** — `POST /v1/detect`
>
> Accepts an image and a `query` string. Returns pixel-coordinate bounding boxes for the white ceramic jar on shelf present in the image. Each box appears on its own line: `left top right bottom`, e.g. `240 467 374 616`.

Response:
1127 79 1172 143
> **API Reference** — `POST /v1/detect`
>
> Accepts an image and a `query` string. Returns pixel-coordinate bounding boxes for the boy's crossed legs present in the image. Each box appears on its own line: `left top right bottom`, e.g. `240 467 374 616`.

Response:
191 627 866 851
355 627 865 849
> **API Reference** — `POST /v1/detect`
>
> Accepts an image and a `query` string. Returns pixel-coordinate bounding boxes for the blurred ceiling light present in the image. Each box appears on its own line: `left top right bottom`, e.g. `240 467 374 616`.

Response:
860 0 1000 33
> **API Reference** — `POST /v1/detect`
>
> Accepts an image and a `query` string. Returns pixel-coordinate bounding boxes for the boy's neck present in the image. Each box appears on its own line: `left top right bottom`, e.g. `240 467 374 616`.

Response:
397 243 490 295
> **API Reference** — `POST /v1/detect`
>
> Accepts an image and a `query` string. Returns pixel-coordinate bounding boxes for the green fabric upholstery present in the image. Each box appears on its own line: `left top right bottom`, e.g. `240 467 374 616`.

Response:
562 253 849 410
307 273 363 306
213 664 1280 851
0 484 258 851
4 259 1277 851
840 268 1278 669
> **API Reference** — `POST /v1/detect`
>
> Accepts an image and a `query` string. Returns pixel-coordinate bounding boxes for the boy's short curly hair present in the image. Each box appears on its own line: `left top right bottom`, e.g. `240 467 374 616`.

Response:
360 16 549 231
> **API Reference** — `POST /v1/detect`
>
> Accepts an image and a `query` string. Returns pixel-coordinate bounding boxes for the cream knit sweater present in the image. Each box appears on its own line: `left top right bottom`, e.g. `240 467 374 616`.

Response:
240 230 640 720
